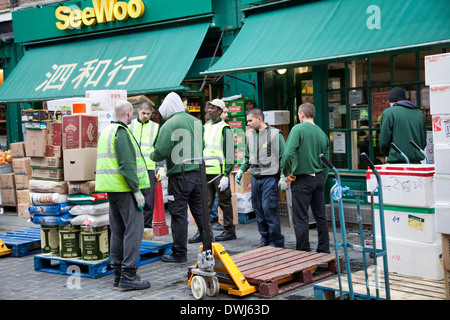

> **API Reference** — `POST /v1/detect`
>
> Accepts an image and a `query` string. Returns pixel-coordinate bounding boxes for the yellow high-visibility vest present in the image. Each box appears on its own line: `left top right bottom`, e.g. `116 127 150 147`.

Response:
129 119 159 170
203 120 229 174
95 123 150 192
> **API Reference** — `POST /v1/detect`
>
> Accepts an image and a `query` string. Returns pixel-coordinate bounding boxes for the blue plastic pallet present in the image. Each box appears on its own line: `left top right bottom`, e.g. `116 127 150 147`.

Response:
34 240 173 278
0 227 42 257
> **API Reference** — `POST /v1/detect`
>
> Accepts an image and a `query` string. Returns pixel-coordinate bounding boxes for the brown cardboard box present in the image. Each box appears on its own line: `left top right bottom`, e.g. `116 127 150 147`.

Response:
32 168 64 181
442 233 450 271
445 269 450 300
17 204 31 218
30 157 63 168
16 189 30 204
0 189 17 205
25 129 47 157
63 148 97 181
45 145 62 158
0 173 15 190
10 142 26 158
229 172 236 193
62 115 98 149
235 171 251 193
46 122 62 147
12 158 32 176
14 174 32 190
218 193 239 225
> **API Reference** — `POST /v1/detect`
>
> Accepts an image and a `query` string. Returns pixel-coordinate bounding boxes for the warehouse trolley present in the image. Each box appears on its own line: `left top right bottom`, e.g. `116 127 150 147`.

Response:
320 152 390 300
182 156 256 299
410 140 430 164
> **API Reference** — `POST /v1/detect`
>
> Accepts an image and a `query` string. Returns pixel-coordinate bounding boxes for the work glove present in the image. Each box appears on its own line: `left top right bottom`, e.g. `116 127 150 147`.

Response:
133 191 145 210
278 175 287 192
235 169 243 185
156 166 166 182
218 176 229 192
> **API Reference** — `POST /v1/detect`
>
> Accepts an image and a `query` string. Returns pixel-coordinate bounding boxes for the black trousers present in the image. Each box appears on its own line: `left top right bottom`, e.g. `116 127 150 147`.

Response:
291 172 330 253
141 170 156 228
206 174 235 234
167 171 205 258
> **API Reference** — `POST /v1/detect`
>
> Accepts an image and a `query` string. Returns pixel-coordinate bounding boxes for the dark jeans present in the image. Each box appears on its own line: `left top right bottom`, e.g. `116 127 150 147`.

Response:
108 192 144 270
251 175 284 247
167 171 205 258
206 174 235 234
291 172 330 253
141 170 156 228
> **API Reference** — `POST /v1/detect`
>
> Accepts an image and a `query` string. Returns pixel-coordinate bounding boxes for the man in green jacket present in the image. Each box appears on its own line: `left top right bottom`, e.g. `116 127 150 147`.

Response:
150 92 206 263
379 87 427 164
281 102 330 253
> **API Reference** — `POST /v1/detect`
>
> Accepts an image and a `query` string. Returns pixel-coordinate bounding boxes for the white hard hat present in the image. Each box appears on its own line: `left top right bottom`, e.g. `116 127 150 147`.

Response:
210 99 226 110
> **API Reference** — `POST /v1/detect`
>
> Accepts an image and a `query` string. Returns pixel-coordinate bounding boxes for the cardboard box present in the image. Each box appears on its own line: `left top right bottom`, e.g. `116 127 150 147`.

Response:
227 116 246 130
435 203 450 234
434 144 450 175
46 145 62 158
218 193 239 225
62 115 98 149
236 192 253 213
17 204 31 219
432 115 450 145
12 157 32 176
0 173 15 190
10 142 26 158
30 157 63 168
46 122 62 147
85 90 127 113
235 171 251 193
22 109 53 122
14 174 31 190
425 53 450 86
32 168 64 181
25 129 47 157
16 189 30 205
430 85 450 115
263 110 290 125
0 189 17 205
442 233 450 271
63 148 97 181
445 269 450 300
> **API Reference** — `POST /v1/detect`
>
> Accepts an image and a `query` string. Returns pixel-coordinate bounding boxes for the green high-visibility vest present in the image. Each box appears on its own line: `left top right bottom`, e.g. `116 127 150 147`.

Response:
203 120 229 174
95 123 150 192
129 119 159 170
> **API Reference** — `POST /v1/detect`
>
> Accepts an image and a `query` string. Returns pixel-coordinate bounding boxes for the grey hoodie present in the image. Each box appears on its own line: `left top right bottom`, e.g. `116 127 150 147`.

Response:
158 92 185 120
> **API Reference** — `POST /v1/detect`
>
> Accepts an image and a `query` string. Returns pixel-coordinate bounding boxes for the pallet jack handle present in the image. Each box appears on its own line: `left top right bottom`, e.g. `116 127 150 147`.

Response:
409 140 429 164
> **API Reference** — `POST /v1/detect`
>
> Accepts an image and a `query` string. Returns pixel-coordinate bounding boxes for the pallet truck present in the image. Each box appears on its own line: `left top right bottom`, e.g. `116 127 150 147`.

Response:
0 238 12 257
320 152 390 300
181 156 257 299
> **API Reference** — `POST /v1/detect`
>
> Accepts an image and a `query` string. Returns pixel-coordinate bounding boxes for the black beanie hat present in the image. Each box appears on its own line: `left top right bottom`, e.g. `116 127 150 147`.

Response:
388 87 406 102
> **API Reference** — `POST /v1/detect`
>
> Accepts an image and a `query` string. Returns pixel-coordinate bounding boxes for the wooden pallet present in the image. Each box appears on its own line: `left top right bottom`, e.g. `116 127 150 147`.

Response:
0 227 41 257
34 240 172 278
230 246 340 298
313 268 446 300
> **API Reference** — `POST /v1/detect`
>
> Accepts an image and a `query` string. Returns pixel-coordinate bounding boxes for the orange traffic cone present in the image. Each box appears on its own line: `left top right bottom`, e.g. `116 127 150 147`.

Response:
152 181 169 236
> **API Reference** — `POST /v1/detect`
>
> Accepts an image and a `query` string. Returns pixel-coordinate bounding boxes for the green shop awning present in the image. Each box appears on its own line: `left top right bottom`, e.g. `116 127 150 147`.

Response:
203 0 450 75
0 22 210 103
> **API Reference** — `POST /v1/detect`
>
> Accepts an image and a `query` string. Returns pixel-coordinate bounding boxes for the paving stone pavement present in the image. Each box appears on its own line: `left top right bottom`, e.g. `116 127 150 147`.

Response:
0 211 366 303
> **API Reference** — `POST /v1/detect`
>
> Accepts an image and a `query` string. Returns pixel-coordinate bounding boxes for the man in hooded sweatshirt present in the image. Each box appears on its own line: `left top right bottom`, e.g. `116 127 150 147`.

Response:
379 87 427 164
150 92 207 263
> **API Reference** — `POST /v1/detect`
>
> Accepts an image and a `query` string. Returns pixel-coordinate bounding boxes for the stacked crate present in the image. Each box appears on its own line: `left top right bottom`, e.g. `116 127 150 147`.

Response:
425 52 450 298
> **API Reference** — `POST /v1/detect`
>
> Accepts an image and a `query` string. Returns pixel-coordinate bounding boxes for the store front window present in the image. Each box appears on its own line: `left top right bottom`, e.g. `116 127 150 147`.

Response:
327 47 448 170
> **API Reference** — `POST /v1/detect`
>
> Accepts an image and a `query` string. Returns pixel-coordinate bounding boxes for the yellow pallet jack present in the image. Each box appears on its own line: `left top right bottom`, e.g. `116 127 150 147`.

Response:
0 238 12 257
182 157 257 299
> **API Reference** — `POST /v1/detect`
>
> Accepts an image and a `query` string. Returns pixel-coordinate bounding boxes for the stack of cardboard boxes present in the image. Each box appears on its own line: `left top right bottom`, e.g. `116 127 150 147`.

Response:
425 52 450 299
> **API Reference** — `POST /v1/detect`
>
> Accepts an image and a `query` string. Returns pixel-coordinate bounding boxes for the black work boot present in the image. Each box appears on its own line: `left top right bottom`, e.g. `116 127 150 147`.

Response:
118 268 151 291
112 266 121 289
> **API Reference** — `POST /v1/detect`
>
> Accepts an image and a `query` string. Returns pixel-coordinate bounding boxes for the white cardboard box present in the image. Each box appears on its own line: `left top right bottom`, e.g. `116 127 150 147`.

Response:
425 53 450 86
373 205 439 244
47 98 92 114
263 110 290 125
85 90 127 113
376 237 443 280
434 173 450 204
433 143 450 175
435 203 450 234
236 192 253 213
432 115 450 145
430 85 450 115
366 164 435 208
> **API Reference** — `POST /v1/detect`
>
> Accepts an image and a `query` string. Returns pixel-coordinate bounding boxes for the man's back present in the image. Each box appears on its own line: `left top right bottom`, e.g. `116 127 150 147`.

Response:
379 102 427 163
